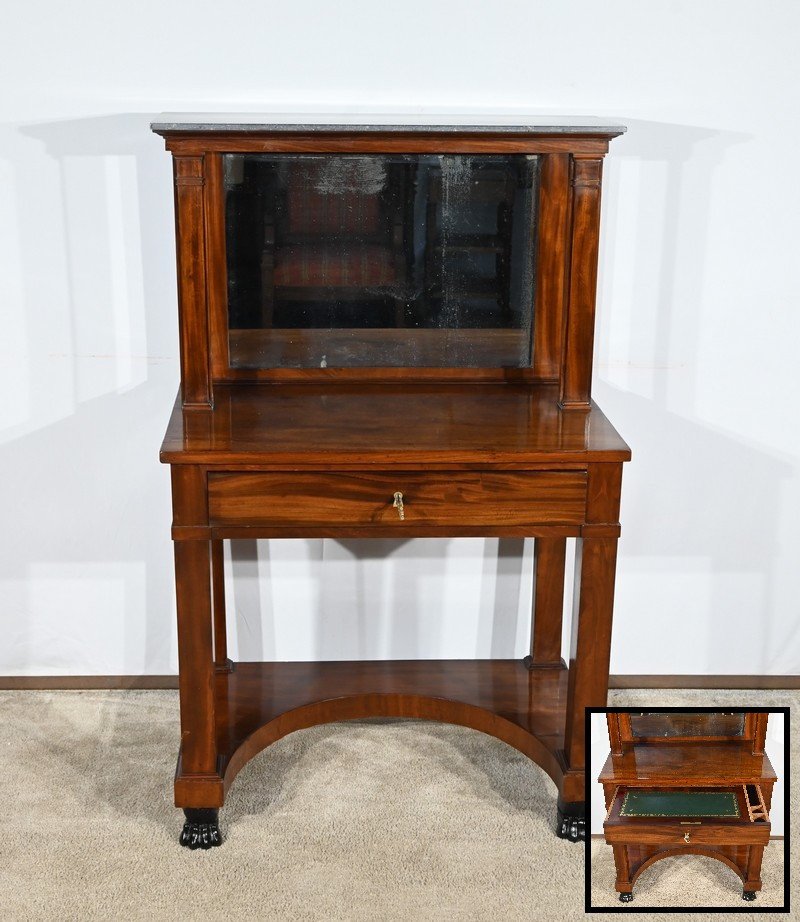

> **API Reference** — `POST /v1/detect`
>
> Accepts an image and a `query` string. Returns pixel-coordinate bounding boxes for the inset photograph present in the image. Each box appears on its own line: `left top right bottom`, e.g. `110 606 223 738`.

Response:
587 708 788 911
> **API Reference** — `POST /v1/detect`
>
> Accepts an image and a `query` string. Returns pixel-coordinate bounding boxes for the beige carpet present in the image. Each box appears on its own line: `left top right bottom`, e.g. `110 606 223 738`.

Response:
0 688 794 920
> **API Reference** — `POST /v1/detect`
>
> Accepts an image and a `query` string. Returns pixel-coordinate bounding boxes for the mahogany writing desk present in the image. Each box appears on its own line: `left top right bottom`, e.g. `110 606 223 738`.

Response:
152 117 630 848
599 712 776 901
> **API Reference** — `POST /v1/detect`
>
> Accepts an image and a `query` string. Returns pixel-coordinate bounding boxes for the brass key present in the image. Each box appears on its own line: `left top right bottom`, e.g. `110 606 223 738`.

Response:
392 491 405 520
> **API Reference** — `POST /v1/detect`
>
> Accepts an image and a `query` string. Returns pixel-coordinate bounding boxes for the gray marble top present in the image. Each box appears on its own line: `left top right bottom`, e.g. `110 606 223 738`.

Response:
151 113 626 136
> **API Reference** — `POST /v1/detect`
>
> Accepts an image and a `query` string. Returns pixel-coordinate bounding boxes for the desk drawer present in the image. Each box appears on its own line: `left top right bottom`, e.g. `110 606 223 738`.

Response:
603 785 770 847
208 471 587 528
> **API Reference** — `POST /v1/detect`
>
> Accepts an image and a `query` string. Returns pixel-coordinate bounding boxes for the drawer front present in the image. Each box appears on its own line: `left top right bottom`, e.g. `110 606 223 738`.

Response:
208 471 587 528
604 821 770 847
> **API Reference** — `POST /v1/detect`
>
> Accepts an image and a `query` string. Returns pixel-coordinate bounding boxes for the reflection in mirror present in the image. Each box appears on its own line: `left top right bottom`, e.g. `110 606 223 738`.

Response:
629 713 746 739
224 153 539 368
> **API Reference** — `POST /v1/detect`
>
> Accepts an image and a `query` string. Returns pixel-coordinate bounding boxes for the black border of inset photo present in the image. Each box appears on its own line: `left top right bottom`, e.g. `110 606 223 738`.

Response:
584 707 790 914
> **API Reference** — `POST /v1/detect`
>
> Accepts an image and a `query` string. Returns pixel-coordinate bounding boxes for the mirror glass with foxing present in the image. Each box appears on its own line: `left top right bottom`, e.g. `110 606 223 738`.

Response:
224 153 539 369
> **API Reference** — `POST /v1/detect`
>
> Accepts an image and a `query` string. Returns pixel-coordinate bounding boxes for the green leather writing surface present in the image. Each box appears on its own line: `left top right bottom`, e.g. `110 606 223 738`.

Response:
620 790 740 818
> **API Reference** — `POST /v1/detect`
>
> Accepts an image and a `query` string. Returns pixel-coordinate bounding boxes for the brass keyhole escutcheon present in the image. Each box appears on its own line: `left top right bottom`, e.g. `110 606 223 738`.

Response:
392 491 405 520
683 832 690 843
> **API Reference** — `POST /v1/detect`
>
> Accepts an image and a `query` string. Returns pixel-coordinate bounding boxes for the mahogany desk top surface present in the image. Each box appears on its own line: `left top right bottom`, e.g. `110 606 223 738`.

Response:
599 745 778 786
160 383 631 468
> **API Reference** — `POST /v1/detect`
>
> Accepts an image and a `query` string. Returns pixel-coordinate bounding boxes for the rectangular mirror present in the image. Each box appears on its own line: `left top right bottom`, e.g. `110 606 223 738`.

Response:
223 153 539 369
629 713 746 739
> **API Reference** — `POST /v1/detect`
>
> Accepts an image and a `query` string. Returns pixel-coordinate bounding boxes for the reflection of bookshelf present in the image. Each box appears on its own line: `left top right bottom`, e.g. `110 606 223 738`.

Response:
248 158 412 329
600 712 776 902
423 162 529 325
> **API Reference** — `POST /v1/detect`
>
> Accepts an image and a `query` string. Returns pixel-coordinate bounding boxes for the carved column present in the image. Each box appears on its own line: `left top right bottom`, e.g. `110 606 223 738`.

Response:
528 537 567 667
563 462 623 773
171 466 218 791
173 155 212 408
560 156 604 409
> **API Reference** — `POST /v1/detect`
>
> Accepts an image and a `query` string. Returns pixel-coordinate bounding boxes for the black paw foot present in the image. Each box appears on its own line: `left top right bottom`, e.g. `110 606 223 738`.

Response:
742 890 757 902
179 808 222 850
556 802 586 841
558 815 585 841
619 892 634 903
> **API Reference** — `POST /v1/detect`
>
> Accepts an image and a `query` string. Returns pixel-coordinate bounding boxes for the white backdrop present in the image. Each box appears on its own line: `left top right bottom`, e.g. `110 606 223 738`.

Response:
2 1 799 677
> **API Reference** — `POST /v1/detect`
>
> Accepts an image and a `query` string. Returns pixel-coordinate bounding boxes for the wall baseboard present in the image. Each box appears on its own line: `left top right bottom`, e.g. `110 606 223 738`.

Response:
0 675 180 690
609 674 800 690
590 833 784 841
0 673 798 691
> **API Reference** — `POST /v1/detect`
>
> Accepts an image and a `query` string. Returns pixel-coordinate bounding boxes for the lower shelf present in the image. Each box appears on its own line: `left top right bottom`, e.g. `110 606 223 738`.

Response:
203 659 568 799
609 842 768 900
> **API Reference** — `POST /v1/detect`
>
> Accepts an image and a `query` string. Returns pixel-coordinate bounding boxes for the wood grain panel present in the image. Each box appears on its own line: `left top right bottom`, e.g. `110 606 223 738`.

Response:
560 157 603 409
533 154 571 380
191 660 569 803
173 156 211 407
161 134 613 156
529 537 567 666
160 383 632 467
598 746 778 785
605 823 770 847
205 153 229 382
174 539 216 775
208 470 587 528
563 463 622 769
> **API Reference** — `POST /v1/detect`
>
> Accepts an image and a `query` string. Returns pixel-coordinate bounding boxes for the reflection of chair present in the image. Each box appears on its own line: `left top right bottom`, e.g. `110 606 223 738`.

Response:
260 160 410 327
